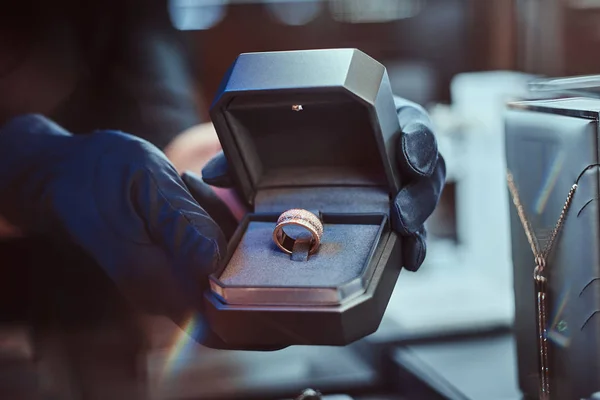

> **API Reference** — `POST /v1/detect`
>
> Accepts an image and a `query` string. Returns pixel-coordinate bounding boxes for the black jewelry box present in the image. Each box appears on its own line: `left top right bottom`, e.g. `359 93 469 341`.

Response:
204 49 403 347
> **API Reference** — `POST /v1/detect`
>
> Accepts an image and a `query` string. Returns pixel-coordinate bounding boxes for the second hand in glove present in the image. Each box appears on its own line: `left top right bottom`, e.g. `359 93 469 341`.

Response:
0 114 229 344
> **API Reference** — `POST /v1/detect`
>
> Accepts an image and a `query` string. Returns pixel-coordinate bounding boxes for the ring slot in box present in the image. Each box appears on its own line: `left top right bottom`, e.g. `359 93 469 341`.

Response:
204 49 404 347
210 212 389 307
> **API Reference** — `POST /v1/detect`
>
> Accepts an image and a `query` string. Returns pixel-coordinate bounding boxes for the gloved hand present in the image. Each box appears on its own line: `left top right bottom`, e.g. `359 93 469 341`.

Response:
201 97 446 271
0 114 231 343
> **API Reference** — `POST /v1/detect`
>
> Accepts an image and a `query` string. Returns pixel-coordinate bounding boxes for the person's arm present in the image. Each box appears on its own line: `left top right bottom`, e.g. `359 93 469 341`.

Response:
0 114 228 337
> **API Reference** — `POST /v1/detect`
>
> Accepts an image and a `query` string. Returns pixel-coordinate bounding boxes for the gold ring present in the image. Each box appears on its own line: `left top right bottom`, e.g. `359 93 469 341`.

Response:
272 209 323 255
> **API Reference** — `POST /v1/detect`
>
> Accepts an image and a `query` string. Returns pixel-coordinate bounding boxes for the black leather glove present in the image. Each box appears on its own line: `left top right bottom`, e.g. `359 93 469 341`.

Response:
391 96 446 270
0 114 229 341
201 96 446 271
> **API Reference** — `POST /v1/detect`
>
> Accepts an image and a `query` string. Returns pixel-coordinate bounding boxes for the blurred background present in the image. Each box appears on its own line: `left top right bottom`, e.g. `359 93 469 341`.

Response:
4 0 600 399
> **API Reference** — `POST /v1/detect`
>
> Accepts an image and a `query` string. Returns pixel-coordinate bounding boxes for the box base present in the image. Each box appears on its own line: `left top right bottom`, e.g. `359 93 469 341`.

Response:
204 230 401 347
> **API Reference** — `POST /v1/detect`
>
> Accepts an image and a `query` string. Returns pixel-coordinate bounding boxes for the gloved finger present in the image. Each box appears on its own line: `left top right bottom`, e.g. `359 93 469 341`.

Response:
87 133 227 325
93 137 229 305
201 151 233 188
392 155 446 235
131 147 228 281
394 98 439 180
131 165 227 322
401 226 427 272
182 171 238 241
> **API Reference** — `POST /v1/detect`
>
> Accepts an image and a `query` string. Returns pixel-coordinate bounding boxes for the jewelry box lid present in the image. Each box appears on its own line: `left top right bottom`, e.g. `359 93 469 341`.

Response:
209 48 401 206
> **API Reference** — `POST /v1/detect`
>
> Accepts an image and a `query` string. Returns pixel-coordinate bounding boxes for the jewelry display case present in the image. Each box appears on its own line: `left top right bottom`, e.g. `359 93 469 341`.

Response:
506 97 600 399
203 49 404 347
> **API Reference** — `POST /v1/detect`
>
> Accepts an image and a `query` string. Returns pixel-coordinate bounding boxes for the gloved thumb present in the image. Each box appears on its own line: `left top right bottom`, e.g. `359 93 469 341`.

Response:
201 151 233 188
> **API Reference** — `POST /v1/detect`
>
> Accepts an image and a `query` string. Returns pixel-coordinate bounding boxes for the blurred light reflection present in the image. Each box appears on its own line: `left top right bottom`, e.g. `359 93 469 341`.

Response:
534 151 565 215
329 0 425 23
161 315 204 380
267 1 322 26
169 0 229 31
569 0 600 9
548 288 571 348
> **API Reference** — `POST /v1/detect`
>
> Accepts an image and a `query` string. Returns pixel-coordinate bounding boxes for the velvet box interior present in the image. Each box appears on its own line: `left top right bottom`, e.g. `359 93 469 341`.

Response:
204 49 403 346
